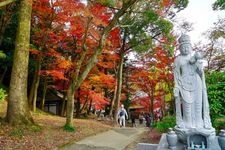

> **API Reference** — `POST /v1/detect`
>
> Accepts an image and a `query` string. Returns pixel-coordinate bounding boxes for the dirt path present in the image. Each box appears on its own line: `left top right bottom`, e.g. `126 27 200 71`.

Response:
59 127 150 150
59 127 161 150
123 128 161 150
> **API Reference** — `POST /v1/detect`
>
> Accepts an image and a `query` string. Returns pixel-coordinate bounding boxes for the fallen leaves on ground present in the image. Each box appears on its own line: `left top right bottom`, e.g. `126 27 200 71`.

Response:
0 112 113 150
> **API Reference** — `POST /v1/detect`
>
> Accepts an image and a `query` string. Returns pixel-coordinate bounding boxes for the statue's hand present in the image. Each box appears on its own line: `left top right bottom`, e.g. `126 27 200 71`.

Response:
194 51 203 60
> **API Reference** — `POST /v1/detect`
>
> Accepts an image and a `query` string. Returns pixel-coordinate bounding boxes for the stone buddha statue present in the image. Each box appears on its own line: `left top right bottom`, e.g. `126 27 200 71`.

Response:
174 34 212 130
164 34 220 150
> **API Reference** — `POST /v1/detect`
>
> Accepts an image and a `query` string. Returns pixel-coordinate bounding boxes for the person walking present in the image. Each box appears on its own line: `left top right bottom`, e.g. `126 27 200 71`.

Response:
130 110 137 127
117 104 128 127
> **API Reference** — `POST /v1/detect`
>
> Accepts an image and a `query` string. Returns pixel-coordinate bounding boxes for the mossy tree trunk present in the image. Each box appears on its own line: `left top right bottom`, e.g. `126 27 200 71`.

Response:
28 56 41 112
41 77 47 110
66 83 75 127
109 84 117 117
6 0 34 126
113 28 127 123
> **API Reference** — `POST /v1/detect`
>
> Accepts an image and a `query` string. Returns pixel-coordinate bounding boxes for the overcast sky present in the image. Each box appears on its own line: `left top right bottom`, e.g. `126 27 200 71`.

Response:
174 0 225 44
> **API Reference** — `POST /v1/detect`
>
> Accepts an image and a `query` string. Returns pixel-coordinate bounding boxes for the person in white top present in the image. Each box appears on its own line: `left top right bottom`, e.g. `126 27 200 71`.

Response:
117 104 128 127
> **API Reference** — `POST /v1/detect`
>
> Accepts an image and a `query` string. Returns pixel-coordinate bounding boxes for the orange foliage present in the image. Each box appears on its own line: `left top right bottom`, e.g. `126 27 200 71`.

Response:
40 70 68 80
56 58 73 70
161 0 172 7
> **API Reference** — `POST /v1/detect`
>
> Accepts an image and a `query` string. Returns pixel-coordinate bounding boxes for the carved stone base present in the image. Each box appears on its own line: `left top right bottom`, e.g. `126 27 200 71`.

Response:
174 126 216 149
157 133 221 150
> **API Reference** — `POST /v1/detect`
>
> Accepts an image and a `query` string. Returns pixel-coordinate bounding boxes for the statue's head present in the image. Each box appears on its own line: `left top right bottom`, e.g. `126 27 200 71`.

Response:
178 34 192 55
178 34 191 45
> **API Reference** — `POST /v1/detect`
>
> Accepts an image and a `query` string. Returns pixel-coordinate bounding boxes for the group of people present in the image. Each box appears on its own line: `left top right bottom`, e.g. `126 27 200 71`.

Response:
138 112 152 127
117 105 153 128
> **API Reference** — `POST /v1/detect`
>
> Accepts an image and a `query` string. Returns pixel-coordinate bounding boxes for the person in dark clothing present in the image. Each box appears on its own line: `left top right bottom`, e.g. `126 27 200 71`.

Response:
145 113 151 127
139 112 144 124
130 111 136 127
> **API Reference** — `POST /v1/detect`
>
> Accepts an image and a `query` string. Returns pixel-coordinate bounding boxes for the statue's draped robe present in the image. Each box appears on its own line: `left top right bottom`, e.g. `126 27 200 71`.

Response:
174 54 212 129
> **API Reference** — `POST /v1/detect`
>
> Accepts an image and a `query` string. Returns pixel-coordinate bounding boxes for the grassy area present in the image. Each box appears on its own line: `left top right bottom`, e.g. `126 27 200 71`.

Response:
0 102 113 149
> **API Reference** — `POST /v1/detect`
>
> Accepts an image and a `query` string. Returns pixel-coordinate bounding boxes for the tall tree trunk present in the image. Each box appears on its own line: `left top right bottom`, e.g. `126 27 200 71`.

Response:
150 89 154 123
87 99 92 115
75 94 81 118
113 54 124 123
75 100 81 118
41 77 47 110
109 83 117 117
113 27 127 123
0 67 7 84
32 77 39 112
80 95 89 113
60 92 66 116
28 78 35 107
66 83 75 127
28 57 41 111
6 0 34 125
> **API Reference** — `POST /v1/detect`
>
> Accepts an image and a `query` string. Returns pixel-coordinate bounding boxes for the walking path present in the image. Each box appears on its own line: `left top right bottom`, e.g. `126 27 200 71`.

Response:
59 126 148 150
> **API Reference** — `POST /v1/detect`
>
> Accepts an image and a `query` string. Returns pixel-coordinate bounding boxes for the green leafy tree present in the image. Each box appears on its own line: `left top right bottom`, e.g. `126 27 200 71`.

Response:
213 0 225 10
206 71 225 129
111 0 188 122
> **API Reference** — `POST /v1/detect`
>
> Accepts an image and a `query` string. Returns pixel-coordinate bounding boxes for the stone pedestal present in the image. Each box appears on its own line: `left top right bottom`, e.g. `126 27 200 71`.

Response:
174 126 216 149
136 143 158 150
157 133 221 150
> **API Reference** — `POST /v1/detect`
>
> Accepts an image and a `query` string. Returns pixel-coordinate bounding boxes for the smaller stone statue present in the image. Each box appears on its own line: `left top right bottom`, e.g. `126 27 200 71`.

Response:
166 128 178 149
218 129 225 150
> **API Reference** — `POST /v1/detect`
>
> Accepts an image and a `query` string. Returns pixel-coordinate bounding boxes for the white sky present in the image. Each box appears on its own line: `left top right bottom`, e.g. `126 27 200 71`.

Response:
174 0 225 44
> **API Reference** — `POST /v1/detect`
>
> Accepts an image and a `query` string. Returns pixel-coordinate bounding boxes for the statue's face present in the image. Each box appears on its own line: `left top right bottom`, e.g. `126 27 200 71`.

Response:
179 43 192 55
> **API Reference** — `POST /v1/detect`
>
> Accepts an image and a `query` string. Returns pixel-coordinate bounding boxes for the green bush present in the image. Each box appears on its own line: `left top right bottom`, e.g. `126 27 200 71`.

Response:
206 71 225 130
0 88 7 102
155 115 176 133
213 117 225 133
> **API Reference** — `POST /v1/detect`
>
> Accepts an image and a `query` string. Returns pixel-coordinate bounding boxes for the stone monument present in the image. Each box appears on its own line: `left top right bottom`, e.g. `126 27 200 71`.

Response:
157 34 221 150
137 34 223 150
173 34 216 149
